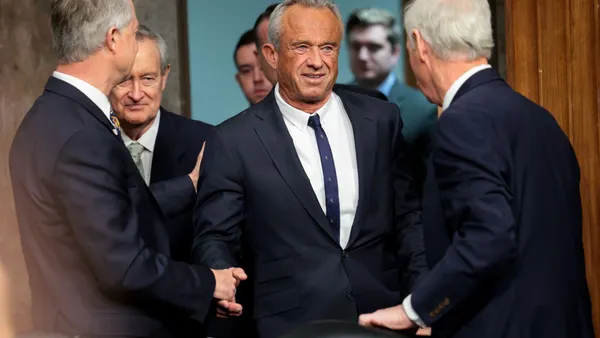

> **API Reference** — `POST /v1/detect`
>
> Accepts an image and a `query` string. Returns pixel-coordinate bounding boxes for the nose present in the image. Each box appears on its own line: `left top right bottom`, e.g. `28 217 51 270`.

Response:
358 46 370 61
128 80 144 101
306 47 323 69
253 66 265 83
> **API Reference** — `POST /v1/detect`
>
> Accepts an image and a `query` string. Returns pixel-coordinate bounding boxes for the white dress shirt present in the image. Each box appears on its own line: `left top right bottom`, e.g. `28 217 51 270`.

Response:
402 63 493 328
441 64 492 111
52 71 113 123
275 84 359 248
121 110 161 185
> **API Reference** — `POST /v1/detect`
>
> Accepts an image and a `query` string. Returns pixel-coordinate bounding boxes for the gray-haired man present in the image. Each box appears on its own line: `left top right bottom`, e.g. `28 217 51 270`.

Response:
192 0 427 337
9 1 243 337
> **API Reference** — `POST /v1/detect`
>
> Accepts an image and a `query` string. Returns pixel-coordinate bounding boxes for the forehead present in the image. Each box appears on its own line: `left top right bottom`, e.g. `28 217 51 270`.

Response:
130 39 161 73
236 44 258 65
348 25 389 44
282 5 342 43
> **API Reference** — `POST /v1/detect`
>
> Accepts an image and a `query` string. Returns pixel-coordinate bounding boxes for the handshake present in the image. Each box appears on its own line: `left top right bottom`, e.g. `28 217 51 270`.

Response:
211 267 247 318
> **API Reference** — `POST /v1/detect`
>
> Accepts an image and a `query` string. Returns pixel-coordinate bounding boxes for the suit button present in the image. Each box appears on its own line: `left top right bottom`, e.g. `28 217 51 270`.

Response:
346 291 354 300
342 251 348 258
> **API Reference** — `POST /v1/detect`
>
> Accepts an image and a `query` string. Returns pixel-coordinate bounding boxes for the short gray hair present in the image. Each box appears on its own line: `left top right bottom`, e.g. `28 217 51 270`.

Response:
404 0 494 61
136 25 169 74
268 0 343 50
50 0 134 64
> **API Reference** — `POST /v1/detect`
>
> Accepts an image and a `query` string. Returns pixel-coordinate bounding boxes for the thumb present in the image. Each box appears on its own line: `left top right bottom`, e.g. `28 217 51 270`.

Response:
358 313 376 327
231 268 247 280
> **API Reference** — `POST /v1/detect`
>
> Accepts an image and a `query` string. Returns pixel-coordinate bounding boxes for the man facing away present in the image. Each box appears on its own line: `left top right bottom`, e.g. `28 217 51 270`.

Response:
234 29 273 105
192 1 427 337
346 8 438 192
359 0 594 337
110 24 213 263
9 1 244 337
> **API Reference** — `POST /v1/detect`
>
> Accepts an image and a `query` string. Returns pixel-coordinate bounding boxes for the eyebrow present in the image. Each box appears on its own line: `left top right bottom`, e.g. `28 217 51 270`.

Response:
291 40 339 47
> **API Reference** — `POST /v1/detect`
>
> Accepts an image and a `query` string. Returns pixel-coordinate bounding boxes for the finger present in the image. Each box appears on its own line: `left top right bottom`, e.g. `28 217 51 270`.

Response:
197 142 206 166
358 314 373 327
231 267 248 280
227 302 243 313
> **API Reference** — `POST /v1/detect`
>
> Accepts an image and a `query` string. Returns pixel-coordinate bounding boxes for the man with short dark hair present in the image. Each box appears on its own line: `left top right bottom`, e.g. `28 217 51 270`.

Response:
234 29 273 105
347 8 438 192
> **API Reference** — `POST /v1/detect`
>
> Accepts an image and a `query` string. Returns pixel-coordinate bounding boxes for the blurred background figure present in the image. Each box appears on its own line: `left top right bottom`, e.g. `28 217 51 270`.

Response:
234 29 273 105
346 8 437 192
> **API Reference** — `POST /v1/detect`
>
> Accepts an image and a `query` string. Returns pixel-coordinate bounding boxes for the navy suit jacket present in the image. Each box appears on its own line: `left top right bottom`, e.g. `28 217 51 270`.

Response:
9 77 216 337
192 88 427 338
414 69 594 338
148 108 213 261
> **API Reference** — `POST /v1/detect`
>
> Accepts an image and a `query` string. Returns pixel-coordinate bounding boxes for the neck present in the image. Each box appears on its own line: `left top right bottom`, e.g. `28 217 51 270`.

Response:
278 86 331 114
356 72 391 90
121 118 156 141
55 55 119 96
432 57 488 104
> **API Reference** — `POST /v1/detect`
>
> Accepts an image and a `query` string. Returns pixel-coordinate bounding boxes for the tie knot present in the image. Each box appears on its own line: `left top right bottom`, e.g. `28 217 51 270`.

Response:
127 142 145 157
308 114 321 128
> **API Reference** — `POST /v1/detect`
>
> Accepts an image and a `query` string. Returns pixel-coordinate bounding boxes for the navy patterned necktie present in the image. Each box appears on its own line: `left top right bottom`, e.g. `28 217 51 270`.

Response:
307 114 340 242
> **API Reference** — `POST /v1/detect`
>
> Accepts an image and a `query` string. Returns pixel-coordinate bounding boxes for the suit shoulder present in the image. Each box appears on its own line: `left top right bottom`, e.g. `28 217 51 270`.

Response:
162 109 214 133
214 104 258 135
337 89 400 122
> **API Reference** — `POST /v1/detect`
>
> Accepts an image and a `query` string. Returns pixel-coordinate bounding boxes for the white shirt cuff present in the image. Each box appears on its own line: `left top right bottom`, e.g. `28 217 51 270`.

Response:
402 294 426 328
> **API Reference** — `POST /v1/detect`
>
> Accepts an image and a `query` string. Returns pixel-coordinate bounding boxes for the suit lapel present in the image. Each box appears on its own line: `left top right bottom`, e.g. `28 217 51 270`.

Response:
44 76 120 139
335 89 377 247
151 109 186 183
253 92 338 244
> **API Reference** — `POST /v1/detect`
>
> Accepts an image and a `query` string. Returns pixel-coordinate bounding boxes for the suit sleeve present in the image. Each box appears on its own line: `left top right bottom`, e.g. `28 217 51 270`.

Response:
52 130 216 322
410 109 516 326
191 129 243 269
150 175 195 217
390 104 429 292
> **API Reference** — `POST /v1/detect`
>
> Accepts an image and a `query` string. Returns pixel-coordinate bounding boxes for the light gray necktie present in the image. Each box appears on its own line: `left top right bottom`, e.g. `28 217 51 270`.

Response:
127 141 145 178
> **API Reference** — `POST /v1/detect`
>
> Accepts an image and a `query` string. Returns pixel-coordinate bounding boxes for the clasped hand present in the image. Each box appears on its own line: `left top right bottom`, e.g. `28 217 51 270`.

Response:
211 267 247 318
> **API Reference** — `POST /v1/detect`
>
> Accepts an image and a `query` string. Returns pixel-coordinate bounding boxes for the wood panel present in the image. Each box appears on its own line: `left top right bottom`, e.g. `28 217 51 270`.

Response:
0 0 55 332
506 0 600 334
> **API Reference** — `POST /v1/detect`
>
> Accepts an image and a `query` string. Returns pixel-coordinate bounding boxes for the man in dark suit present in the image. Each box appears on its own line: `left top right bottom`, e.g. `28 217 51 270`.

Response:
192 1 427 338
253 2 388 102
346 8 438 192
9 2 243 337
109 24 213 262
359 1 594 337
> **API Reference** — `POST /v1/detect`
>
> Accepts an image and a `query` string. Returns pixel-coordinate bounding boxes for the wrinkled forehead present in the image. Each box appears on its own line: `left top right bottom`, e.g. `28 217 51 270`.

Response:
281 5 343 43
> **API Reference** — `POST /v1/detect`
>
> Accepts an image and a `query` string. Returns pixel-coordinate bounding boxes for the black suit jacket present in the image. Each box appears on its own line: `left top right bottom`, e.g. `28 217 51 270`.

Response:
148 108 213 261
9 77 216 338
414 69 594 338
192 88 427 338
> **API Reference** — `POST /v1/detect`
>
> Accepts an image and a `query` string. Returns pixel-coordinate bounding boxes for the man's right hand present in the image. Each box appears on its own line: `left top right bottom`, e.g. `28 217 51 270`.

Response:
211 267 247 300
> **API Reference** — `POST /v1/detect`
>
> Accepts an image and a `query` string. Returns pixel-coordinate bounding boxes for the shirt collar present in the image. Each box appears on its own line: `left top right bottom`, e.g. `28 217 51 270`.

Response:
274 83 336 131
121 109 161 152
376 72 397 98
442 64 492 110
52 71 112 122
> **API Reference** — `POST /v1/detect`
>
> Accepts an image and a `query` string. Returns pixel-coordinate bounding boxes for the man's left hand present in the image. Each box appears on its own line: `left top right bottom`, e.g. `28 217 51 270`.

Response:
358 305 416 331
